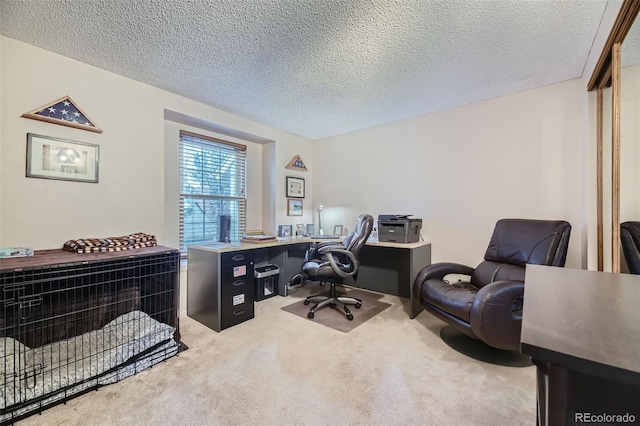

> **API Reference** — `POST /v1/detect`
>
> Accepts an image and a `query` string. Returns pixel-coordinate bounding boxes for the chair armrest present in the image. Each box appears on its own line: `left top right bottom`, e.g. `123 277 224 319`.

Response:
319 247 359 278
316 240 344 250
469 280 524 351
305 240 343 261
414 262 474 284
413 263 475 300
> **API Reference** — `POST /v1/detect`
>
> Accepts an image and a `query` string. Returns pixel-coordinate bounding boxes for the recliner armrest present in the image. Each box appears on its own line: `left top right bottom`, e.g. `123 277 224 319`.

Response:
413 263 475 300
415 262 474 282
469 280 524 351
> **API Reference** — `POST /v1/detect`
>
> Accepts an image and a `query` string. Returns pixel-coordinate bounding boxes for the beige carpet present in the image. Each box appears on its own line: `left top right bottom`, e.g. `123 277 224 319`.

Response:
281 287 391 332
16 284 537 426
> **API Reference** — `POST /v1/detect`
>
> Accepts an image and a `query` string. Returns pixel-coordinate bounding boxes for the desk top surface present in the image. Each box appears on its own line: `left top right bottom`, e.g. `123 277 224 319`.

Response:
521 264 640 375
189 238 430 253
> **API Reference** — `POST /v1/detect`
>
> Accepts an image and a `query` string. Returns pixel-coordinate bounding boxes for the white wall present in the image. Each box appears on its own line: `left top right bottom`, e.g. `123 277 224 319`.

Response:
620 63 640 224
0 36 313 250
313 79 587 269
618 63 640 273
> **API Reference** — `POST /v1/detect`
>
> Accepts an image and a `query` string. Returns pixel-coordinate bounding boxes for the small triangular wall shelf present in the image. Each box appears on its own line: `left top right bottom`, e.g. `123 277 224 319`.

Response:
22 95 103 133
285 155 308 171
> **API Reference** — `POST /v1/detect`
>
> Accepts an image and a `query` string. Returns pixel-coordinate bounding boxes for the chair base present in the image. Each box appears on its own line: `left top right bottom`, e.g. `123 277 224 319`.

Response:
304 282 361 321
439 326 532 367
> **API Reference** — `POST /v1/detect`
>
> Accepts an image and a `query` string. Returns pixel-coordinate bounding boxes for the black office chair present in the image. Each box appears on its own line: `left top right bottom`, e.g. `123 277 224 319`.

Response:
301 214 374 320
621 221 640 274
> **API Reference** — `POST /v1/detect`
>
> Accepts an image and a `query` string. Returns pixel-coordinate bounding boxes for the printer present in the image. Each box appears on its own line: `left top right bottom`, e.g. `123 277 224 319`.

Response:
377 215 422 243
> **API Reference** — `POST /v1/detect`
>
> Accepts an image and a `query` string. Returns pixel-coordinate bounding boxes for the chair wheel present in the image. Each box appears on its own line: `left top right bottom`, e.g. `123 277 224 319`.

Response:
346 314 354 321
355 302 362 309
308 312 314 319
303 300 310 305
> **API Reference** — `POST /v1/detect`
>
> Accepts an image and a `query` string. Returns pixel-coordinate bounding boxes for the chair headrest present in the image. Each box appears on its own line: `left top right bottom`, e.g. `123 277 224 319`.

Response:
484 218 571 266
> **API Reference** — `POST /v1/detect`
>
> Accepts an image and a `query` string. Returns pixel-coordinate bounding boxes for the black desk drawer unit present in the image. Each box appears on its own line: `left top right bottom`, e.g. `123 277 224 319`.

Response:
187 248 254 332
220 252 254 328
220 293 254 329
221 252 254 295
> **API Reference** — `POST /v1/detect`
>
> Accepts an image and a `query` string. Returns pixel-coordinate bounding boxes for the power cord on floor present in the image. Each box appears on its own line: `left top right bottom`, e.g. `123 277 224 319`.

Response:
286 273 306 294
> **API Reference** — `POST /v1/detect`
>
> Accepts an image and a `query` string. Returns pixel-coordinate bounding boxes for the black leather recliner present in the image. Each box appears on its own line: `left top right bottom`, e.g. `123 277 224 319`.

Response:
621 221 640 274
413 218 571 351
301 214 374 321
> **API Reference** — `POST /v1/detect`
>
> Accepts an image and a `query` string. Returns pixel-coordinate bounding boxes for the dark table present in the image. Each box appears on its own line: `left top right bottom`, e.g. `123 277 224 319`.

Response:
521 265 640 426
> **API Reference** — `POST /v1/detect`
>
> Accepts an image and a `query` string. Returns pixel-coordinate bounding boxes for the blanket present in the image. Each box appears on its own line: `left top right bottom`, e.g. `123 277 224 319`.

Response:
0 311 177 420
62 232 157 253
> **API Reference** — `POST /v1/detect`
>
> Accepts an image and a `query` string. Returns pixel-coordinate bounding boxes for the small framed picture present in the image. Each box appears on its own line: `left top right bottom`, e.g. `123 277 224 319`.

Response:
286 176 305 198
278 225 293 237
333 225 343 236
296 224 305 236
306 224 315 235
288 199 303 216
26 133 99 183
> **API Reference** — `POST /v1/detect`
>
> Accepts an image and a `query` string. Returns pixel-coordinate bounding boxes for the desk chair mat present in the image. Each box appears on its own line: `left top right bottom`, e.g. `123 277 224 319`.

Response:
281 287 391 333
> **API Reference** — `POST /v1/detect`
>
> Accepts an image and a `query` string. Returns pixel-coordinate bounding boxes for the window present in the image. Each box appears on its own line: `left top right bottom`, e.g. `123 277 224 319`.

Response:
179 130 246 252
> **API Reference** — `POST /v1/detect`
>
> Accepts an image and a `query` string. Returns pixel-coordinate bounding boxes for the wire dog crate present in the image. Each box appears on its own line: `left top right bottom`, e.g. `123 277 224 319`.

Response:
0 247 180 424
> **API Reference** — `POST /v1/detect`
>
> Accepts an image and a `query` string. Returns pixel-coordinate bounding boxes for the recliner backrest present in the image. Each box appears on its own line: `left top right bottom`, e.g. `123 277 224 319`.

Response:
621 221 640 274
471 219 572 288
484 219 571 266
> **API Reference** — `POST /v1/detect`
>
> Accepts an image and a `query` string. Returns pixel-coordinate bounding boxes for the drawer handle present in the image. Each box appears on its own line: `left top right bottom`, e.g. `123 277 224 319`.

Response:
233 310 245 316
232 255 245 261
232 280 245 287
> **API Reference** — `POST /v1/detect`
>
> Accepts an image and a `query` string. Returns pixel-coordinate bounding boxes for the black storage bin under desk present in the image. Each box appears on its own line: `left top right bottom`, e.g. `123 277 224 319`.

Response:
254 264 279 301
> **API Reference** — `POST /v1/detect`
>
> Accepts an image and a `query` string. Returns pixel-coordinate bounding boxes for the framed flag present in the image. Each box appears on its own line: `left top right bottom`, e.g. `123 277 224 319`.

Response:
22 95 103 133
26 133 99 183
285 155 307 171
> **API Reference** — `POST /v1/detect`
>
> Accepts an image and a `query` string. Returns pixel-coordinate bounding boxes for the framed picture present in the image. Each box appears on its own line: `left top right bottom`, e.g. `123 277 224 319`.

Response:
26 133 99 183
286 176 305 198
306 224 315 235
296 224 305 236
288 199 303 216
278 225 293 237
333 225 343 236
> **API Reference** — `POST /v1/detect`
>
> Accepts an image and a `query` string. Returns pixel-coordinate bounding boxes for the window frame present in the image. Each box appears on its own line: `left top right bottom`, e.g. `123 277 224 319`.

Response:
179 130 247 253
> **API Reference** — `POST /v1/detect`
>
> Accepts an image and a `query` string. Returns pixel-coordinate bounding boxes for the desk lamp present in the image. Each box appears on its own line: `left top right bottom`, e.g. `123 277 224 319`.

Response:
318 205 324 235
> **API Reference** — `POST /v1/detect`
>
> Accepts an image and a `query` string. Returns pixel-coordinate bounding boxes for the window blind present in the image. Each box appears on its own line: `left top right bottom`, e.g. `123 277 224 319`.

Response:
179 130 246 252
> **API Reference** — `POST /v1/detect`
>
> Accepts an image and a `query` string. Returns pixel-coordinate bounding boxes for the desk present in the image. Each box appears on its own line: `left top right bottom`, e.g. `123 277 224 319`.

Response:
521 265 640 426
357 240 431 319
187 238 431 331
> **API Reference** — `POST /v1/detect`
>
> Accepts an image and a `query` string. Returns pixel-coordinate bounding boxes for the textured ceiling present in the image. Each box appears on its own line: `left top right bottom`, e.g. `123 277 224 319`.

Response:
1 0 609 140
622 11 640 67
